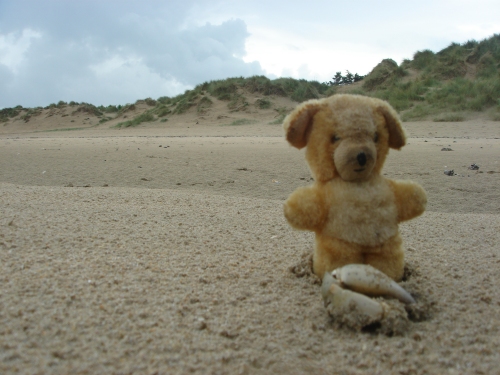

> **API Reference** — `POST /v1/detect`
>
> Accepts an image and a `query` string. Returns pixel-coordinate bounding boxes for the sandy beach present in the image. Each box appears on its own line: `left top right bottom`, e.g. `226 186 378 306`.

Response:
1 118 499 374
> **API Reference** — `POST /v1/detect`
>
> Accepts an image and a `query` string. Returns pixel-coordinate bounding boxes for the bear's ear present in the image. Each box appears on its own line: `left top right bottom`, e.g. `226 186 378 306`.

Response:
377 102 406 149
283 100 321 149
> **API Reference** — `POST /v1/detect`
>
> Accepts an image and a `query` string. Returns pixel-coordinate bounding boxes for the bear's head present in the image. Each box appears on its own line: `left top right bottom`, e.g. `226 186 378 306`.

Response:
283 94 406 183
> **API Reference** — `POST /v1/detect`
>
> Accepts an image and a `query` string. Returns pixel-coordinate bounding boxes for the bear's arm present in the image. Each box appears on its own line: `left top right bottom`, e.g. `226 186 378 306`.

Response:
284 185 327 231
388 179 427 222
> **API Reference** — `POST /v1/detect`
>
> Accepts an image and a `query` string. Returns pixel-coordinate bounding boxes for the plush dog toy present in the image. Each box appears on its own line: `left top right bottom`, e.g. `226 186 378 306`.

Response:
283 94 426 281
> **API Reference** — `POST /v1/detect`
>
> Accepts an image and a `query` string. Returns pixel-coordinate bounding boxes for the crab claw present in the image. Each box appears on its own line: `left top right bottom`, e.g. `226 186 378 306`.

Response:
332 264 416 304
322 272 386 325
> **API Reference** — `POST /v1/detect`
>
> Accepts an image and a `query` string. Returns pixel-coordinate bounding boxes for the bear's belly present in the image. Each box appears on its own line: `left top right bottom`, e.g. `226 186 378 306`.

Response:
322 179 398 246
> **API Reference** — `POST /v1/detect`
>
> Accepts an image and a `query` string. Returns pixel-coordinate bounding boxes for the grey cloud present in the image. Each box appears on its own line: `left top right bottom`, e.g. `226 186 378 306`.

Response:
154 19 262 83
0 1 263 108
0 64 14 88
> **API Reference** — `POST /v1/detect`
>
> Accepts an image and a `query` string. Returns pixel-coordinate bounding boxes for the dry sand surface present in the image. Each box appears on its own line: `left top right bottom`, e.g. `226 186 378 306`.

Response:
1 118 499 374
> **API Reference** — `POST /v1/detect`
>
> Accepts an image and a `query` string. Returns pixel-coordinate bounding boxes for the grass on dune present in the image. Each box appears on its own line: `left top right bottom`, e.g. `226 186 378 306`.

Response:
3 35 500 123
114 112 155 128
357 34 500 120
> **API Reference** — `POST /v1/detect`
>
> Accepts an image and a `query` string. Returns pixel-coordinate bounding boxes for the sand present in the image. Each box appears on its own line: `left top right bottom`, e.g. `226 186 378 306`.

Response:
1 117 499 374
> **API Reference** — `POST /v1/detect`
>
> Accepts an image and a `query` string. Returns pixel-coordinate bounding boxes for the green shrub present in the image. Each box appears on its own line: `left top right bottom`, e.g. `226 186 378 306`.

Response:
196 78 241 100
157 96 171 105
145 98 157 106
310 80 332 95
100 105 118 113
163 88 206 114
412 50 436 70
244 76 272 94
71 103 103 116
0 106 23 122
290 82 320 102
401 59 412 69
197 96 213 114
477 52 498 78
19 108 42 122
466 34 500 63
172 99 195 114
274 78 299 94
189 76 330 104
433 43 467 79
400 104 433 121
118 104 136 114
188 90 201 103
371 79 431 111
228 94 248 111
156 105 172 117
255 98 271 109
210 81 239 100
115 111 155 128
323 85 338 97
363 59 406 90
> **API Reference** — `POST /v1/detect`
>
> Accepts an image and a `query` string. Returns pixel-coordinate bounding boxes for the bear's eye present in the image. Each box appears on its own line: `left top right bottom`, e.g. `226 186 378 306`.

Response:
331 135 340 143
374 132 379 143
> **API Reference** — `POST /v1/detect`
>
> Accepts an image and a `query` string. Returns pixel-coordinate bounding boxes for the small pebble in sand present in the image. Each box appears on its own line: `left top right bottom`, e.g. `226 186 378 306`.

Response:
196 318 207 330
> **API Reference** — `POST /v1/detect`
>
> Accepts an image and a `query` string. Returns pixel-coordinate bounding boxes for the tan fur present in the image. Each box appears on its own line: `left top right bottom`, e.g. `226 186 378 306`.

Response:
283 94 426 281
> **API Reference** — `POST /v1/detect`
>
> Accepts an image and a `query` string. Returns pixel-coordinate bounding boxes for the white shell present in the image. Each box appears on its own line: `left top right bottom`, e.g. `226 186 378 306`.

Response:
332 264 415 304
322 272 385 323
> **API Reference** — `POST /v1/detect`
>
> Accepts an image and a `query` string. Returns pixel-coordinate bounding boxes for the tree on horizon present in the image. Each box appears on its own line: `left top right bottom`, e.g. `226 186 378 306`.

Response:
327 70 364 86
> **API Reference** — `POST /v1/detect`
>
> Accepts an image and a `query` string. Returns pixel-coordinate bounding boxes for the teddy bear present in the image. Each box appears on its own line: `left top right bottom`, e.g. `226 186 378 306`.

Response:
283 94 426 281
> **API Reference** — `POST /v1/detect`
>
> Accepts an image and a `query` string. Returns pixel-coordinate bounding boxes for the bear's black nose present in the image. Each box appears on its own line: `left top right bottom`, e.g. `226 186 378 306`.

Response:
357 152 367 166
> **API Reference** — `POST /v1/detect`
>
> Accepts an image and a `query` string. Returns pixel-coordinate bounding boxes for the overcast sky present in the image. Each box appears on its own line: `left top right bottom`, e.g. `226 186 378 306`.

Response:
1 0 499 108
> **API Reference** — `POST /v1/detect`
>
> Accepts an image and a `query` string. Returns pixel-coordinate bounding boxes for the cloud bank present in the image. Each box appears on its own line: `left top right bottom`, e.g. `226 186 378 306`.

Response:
0 1 263 108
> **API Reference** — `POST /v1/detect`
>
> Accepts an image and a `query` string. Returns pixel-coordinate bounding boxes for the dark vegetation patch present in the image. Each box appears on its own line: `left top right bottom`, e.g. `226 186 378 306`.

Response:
197 96 213 114
255 98 272 109
71 103 103 117
0 105 23 122
115 112 155 128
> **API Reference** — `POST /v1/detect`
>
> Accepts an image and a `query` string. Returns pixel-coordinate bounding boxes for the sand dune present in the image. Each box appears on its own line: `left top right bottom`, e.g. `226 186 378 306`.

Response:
1 119 499 374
